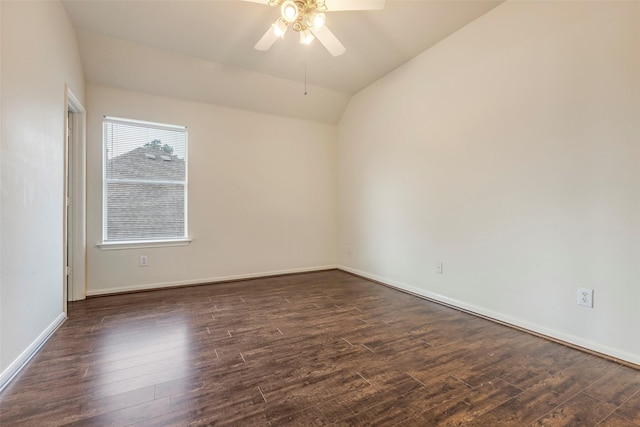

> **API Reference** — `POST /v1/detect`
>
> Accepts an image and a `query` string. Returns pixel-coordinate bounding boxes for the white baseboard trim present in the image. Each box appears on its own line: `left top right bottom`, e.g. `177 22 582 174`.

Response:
86 265 338 296
338 265 640 367
0 312 67 392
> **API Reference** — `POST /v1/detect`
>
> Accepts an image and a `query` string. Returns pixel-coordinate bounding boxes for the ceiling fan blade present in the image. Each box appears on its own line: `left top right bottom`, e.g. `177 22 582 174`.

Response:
311 25 346 56
255 25 279 51
323 0 385 11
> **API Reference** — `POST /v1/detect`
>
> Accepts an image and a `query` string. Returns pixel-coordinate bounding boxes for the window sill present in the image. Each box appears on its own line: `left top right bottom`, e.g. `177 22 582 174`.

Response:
97 238 192 250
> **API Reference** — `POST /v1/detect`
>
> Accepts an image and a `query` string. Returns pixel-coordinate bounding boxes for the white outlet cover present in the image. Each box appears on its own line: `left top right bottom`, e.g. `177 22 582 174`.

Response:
577 288 593 308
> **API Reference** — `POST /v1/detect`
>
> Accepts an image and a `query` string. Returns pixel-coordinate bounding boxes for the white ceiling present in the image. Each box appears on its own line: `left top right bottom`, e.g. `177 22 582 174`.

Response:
63 0 503 122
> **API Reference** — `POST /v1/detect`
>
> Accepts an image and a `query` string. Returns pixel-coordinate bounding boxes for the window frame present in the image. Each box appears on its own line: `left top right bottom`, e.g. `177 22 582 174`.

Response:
99 116 191 250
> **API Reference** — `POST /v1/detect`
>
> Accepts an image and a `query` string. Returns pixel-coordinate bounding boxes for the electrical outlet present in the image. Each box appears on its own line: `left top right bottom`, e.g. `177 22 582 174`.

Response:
139 255 148 267
577 288 593 308
435 262 443 274
347 245 351 256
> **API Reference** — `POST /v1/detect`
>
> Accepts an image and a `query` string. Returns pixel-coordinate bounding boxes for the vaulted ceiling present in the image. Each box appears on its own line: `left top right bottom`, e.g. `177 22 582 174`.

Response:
63 0 503 123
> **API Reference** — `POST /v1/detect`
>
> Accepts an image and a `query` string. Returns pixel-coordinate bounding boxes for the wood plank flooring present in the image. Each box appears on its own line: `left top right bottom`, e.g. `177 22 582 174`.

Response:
1 270 639 426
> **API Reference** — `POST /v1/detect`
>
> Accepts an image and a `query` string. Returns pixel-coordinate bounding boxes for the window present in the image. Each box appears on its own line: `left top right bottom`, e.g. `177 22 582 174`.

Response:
102 116 188 245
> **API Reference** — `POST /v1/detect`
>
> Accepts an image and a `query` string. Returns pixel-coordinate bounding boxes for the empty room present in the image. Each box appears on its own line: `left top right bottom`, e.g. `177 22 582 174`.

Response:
1 0 639 425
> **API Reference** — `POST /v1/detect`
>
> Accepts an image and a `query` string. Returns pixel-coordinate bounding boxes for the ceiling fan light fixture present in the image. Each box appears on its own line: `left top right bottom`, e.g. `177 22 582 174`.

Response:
309 12 326 31
299 29 315 45
254 0 385 56
272 18 288 38
281 0 299 23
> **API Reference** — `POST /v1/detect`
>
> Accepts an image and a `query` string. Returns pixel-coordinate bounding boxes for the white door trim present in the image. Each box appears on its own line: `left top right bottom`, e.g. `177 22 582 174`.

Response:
65 87 87 302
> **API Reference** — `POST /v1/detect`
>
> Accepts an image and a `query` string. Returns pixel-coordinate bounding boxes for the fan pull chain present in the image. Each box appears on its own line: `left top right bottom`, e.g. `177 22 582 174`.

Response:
304 50 308 96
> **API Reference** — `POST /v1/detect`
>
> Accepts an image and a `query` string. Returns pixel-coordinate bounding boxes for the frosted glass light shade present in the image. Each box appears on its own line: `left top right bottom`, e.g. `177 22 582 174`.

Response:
272 18 288 37
309 12 326 30
281 1 299 23
299 29 314 44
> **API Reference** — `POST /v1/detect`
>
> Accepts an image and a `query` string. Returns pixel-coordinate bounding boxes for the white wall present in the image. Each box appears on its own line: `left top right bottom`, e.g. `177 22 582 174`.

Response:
75 31 350 125
338 1 640 364
0 1 85 381
86 84 337 295
0 0 4 377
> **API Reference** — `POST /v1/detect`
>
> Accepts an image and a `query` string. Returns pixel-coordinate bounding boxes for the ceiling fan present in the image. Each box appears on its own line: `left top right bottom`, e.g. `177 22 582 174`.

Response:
246 0 385 56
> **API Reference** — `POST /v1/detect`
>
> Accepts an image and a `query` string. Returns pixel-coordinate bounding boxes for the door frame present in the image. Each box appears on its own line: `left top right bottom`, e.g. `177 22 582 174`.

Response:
64 87 87 308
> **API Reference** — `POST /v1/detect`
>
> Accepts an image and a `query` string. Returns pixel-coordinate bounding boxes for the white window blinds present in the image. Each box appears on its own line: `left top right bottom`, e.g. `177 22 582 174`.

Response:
103 116 188 243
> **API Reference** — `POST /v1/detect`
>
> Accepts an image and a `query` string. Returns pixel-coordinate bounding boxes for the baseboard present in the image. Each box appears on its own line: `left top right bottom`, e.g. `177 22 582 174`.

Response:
338 265 640 368
0 312 67 392
86 265 338 296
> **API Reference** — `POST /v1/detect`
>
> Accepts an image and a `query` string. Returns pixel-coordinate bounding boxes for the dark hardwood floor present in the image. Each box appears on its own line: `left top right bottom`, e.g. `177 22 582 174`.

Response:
1 270 639 426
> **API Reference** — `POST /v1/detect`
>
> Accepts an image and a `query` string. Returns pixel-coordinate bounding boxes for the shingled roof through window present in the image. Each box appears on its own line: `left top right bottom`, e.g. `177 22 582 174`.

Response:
105 146 186 241
107 146 185 181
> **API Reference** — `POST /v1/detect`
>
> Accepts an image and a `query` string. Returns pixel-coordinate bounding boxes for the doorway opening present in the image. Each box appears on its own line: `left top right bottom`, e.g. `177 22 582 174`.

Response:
64 88 86 309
